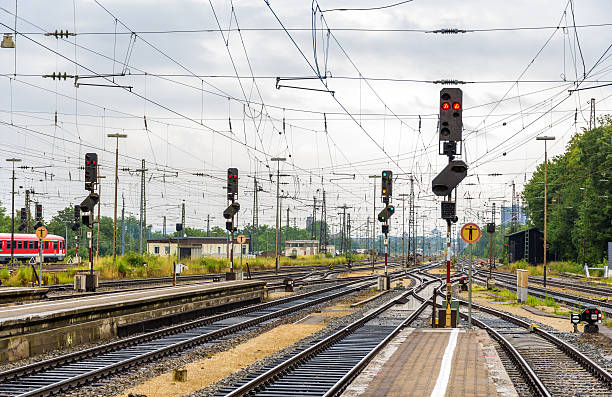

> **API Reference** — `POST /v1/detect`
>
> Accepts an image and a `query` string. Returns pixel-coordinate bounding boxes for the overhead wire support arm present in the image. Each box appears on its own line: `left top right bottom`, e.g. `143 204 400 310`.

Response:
275 77 334 95
429 28 467 34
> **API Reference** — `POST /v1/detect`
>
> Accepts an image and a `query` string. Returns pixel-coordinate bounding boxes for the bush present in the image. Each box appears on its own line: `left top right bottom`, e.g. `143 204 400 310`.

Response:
0 268 9 281
123 252 145 267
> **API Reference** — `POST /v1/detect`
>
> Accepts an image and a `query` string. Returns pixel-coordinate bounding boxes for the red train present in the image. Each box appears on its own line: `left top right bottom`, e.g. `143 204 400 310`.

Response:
0 233 66 263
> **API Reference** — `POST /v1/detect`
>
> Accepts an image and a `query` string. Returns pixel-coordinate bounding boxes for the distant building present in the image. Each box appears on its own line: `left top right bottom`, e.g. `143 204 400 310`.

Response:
306 216 313 230
283 240 335 257
147 236 249 260
500 205 527 225
506 228 543 265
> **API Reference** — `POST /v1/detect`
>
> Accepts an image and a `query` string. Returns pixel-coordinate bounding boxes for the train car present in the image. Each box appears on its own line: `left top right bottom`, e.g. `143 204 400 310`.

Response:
0 233 66 263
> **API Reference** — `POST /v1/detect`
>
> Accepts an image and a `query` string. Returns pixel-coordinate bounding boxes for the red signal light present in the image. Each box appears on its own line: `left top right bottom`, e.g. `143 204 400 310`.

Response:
452 102 461 110
442 102 450 110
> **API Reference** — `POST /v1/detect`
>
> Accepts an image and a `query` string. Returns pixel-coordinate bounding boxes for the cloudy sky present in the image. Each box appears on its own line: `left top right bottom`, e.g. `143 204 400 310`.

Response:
0 0 610 238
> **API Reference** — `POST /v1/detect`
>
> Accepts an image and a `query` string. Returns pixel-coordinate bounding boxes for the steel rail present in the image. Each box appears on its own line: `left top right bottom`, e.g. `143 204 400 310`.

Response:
224 275 438 397
0 267 415 396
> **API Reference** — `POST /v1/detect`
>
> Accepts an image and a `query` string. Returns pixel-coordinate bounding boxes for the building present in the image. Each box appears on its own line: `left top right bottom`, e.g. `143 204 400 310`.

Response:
147 237 249 260
283 240 335 257
506 228 543 265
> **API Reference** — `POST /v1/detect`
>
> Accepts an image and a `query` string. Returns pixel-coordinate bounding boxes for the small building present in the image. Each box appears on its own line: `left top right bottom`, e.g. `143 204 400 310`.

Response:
147 237 249 260
506 228 543 265
283 240 335 257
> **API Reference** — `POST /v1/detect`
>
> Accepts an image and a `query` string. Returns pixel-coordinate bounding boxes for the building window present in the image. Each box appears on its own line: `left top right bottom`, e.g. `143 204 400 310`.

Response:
165 247 170 255
154 246 160 254
217 247 221 255
242 246 246 255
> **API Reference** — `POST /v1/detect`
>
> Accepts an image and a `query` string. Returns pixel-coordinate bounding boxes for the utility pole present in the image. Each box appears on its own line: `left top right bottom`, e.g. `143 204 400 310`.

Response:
163 216 167 237
6 158 21 265
311 195 317 240
252 177 259 252
107 133 127 265
337 205 352 255
410 177 416 266
271 157 286 273
589 98 596 130
120 194 125 256
368 175 381 268
286 206 289 244
347 212 351 253
536 136 555 288
137 159 147 254
319 190 327 253
511 181 518 233
399 193 409 267
24 189 31 233
181 200 186 237
95 175 105 261
207 215 211 237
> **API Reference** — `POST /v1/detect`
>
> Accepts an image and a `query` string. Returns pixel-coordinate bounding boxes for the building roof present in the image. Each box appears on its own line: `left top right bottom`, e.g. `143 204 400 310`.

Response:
505 227 541 238
147 236 249 244
285 240 318 244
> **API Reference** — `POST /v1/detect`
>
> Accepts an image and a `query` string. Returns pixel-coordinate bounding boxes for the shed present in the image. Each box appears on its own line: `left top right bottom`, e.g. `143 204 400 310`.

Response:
505 228 543 265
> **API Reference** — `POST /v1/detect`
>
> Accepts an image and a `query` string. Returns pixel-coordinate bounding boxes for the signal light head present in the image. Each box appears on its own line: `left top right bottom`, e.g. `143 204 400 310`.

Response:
442 102 450 110
452 102 461 110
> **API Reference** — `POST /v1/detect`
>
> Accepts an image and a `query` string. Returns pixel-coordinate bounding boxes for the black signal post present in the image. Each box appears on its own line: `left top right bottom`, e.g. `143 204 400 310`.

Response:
224 168 240 276
378 170 394 283
432 88 466 328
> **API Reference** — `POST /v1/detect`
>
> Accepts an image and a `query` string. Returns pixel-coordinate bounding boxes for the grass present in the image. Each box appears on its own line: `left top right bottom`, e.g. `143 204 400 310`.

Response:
498 259 585 277
0 253 364 287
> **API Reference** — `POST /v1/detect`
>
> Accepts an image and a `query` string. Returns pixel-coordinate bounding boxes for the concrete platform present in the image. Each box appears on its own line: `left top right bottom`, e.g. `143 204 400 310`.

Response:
0 287 48 304
0 280 265 363
342 328 518 397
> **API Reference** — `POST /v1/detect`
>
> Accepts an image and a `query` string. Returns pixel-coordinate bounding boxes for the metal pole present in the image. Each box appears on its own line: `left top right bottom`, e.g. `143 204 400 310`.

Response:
543 140 548 288
445 219 452 328
271 157 285 273
6 158 21 265
108 133 127 265
38 238 43 286
468 243 473 329
536 136 554 287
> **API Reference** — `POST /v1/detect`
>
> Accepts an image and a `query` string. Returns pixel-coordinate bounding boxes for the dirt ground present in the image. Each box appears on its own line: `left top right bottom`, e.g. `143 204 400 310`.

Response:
457 289 583 333
120 287 378 397
338 269 383 278
120 323 325 397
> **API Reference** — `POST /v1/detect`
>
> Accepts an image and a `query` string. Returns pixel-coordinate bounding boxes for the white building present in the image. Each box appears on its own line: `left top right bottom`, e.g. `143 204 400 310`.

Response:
284 240 335 257
147 237 249 260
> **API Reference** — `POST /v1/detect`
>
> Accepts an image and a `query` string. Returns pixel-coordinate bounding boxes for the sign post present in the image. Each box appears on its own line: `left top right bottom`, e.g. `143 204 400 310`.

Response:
237 234 246 280
461 222 482 329
35 226 48 286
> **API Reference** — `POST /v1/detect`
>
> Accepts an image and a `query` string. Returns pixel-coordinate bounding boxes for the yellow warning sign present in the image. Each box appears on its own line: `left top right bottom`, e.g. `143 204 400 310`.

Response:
237 234 247 244
35 226 48 240
460 223 481 244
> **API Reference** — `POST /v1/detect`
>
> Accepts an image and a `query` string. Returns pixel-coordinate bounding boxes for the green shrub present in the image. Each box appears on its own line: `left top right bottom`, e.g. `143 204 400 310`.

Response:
0 268 9 281
123 252 145 267
117 262 131 277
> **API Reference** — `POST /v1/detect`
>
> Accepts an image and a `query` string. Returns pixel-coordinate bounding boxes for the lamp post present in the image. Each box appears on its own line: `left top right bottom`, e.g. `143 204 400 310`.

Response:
271 157 286 273
536 136 555 288
6 158 21 265
107 133 127 265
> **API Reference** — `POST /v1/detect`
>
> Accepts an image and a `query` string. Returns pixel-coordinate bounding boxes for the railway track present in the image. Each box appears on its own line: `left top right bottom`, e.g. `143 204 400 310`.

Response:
217 274 435 397
461 301 612 396
471 272 612 317
0 269 406 397
485 268 612 298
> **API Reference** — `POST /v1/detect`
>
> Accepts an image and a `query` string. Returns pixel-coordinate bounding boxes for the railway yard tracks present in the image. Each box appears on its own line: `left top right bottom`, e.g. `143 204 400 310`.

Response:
0 268 407 397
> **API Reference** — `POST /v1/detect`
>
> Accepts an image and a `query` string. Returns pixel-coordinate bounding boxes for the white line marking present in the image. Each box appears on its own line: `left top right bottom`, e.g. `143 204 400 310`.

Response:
430 328 459 397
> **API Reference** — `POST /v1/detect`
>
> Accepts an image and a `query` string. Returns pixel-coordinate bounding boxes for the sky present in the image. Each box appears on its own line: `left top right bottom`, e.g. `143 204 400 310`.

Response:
0 0 610 239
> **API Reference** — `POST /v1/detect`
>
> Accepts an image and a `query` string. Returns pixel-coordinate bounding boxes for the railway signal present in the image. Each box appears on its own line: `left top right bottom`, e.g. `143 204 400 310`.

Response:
377 204 395 222
227 168 238 200
19 208 26 231
439 88 463 141
85 153 98 191
80 193 99 213
431 160 468 197
35 203 43 220
72 205 80 231
381 170 392 203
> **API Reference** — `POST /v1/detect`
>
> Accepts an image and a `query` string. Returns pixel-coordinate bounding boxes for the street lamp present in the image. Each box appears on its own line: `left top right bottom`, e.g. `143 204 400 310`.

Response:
271 157 286 273
107 133 127 265
536 135 555 288
6 158 21 265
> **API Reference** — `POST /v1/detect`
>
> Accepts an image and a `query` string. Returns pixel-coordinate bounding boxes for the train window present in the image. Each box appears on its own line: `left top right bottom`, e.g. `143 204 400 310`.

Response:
34 241 38 249
17 241 22 249
29 241 33 249
60 241 63 249
0 241 3 249
6 241 10 249
44 241 49 250
53 242 58 250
